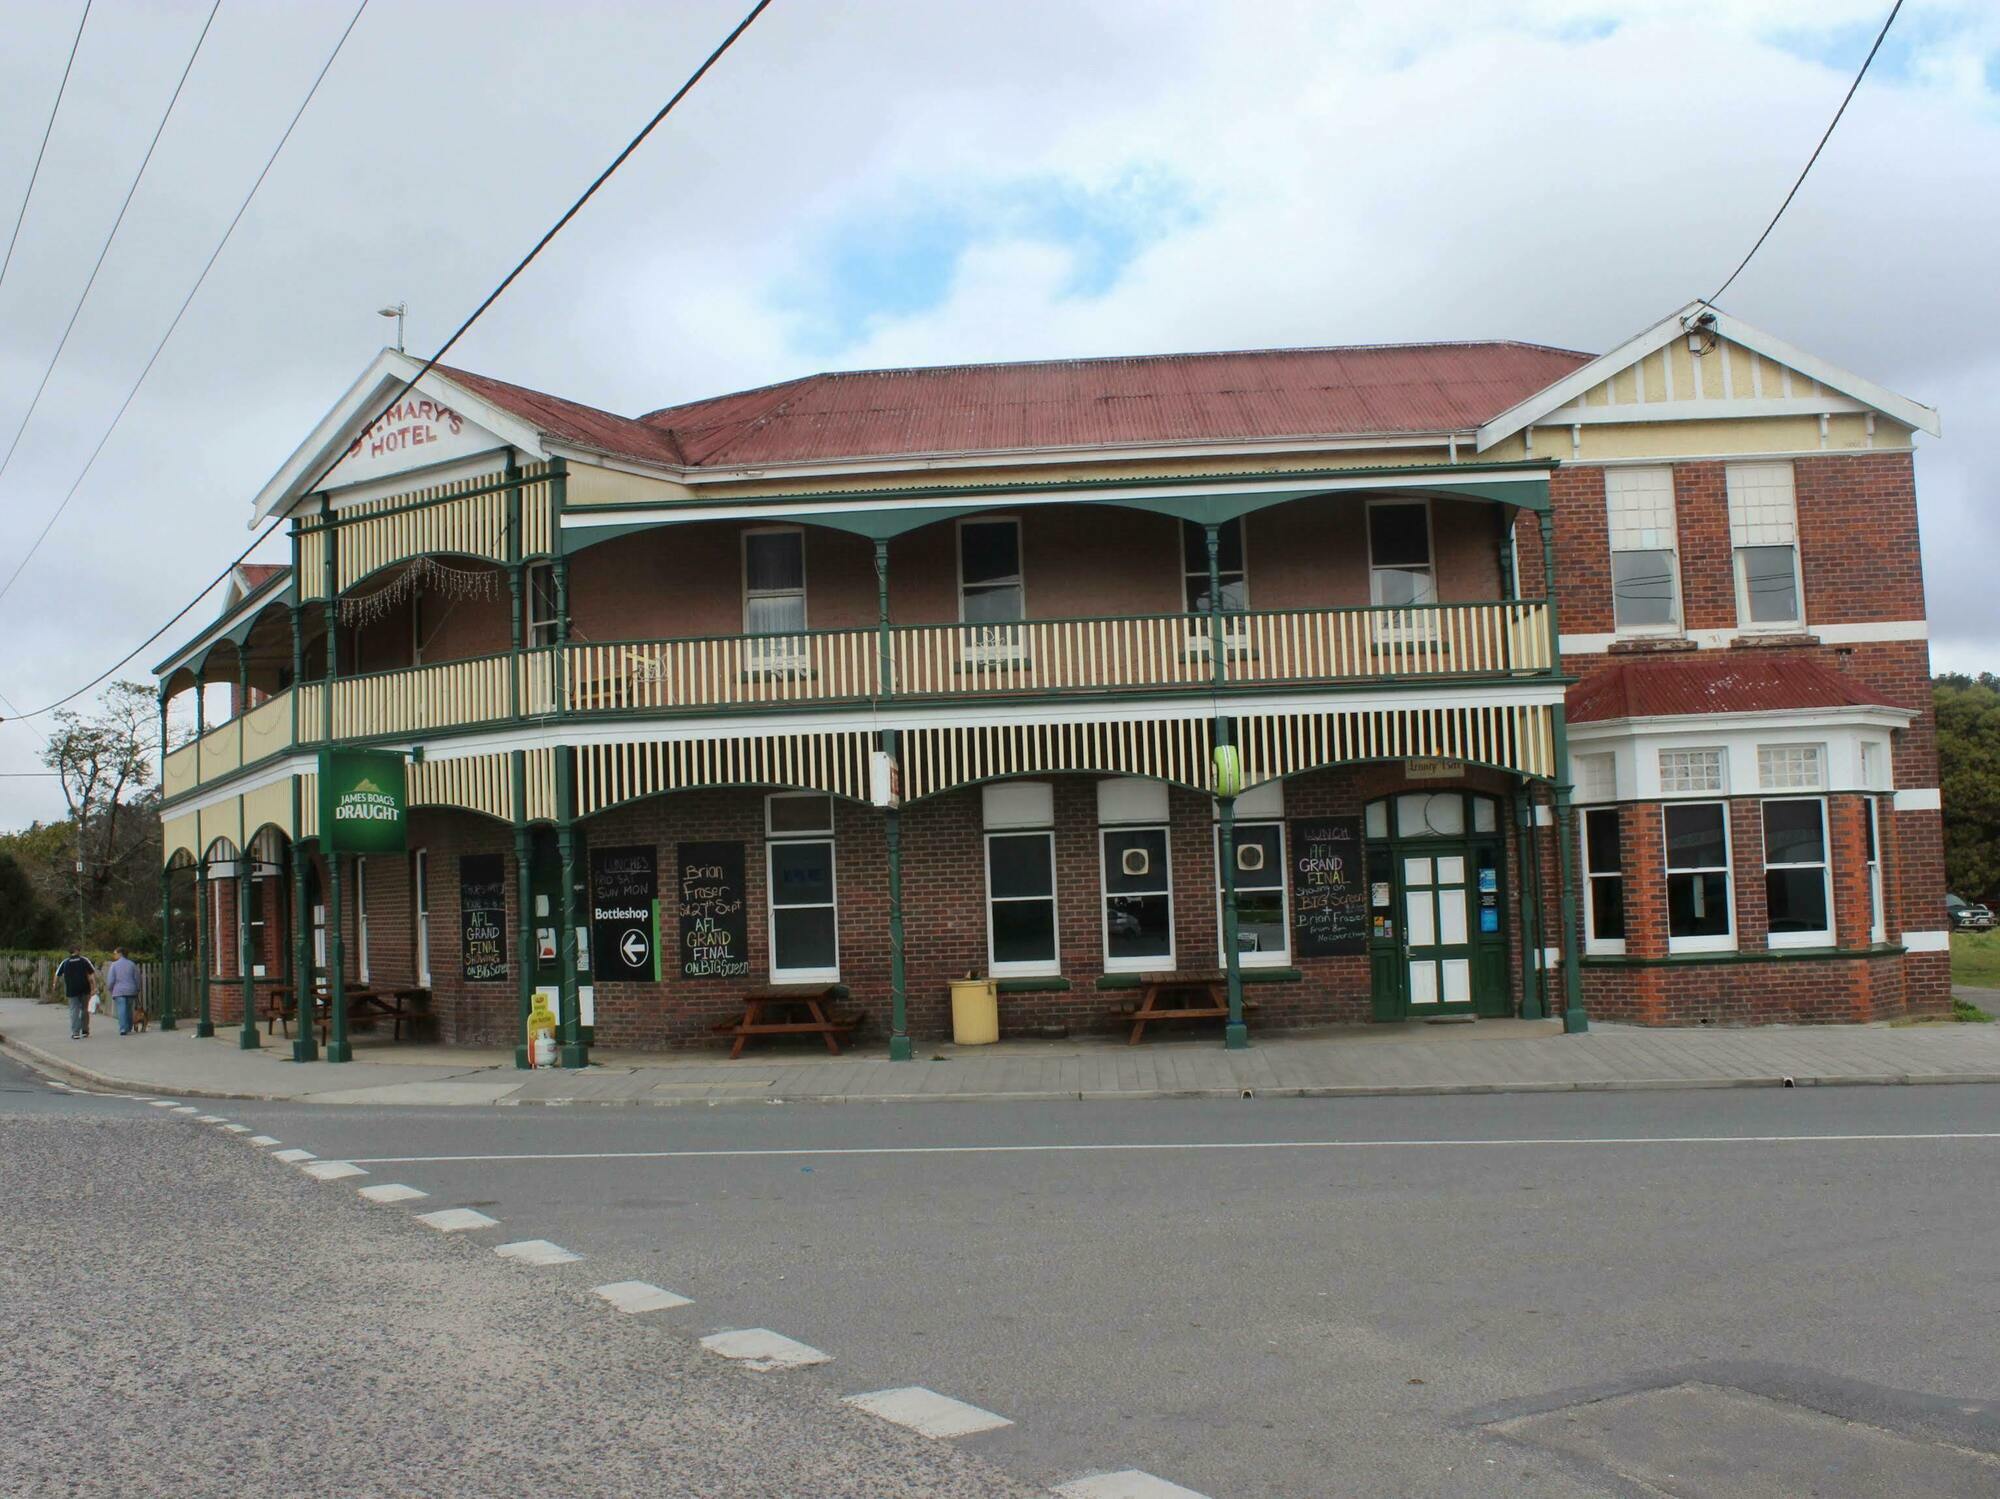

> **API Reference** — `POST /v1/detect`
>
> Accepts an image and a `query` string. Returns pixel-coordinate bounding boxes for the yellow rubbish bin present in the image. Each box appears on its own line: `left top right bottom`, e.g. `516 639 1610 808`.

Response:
949 977 1000 1045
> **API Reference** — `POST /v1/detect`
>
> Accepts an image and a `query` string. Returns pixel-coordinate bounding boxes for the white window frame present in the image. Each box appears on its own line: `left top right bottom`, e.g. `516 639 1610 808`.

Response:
526 561 558 648
765 792 839 984
1213 819 1288 968
956 516 1026 667
985 828 1060 978
355 856 371 983
742 525 808 630
1756 743 1824 792
1581 806 1626 957
1726 462 1805 632
1863 795 1885 945
413 847 431 987
1664 800 1735 954
1182 517 1250 615
1365 498 1437 608
1762 796 1833 950
1659 747 1726 796
956 516 1025 623
247 864 268 978
1604 466 1682 636
1100 824 1174 974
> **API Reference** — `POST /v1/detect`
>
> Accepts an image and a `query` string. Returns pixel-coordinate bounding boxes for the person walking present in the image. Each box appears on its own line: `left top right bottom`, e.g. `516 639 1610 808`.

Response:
105 947 142 1036
55 948 97 1041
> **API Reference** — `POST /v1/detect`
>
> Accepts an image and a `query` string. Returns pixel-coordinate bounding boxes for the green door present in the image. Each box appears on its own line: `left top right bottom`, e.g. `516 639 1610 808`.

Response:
1364 792 1513 1020
1400 845 1476 1015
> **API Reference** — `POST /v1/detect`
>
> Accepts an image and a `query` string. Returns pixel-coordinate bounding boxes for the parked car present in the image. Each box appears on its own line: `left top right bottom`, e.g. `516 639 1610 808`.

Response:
1948 894 1996 931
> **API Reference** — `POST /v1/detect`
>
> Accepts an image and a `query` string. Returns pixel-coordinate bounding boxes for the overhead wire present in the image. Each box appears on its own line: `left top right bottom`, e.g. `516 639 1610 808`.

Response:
0 0 777 726
1706 0 1903 307
0 0 93 295
0 0 225 491
0 0 371 614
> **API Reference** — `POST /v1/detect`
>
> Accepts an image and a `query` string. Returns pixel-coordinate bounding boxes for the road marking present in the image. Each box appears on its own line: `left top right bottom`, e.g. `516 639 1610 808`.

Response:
414 1207 499 1233
271 1148 316 1163
147 1101 179 1108
348 1131 2000 1166
494 1239 583 1266
592 1280 692 1314
844 1386 1012 1439
195 1115 226 1124
248 1135 281 1147
169 1105 200 1114
357 1183 428 1205
1055 1472 1210 1498
220 1124 251 1133
300 1161 367 1182
699 1329 830 1371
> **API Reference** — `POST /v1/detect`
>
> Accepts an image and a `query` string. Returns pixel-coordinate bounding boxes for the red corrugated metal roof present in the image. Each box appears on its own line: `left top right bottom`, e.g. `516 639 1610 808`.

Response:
1567 654 1902 723
441 342 1593 471
236 563 286 589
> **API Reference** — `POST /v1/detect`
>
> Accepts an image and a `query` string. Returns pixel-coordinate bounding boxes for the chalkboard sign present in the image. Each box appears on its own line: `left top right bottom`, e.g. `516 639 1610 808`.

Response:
1290 816 1366 957
591 846 660 982
460 853 508 982
676 840 750 979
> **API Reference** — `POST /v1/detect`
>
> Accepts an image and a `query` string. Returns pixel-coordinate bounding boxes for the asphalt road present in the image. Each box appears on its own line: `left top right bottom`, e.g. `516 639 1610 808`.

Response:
10 1051 2000 1497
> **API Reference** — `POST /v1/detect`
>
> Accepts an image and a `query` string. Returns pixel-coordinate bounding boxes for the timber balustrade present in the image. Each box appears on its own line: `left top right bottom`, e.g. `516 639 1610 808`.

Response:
164 603 1551 797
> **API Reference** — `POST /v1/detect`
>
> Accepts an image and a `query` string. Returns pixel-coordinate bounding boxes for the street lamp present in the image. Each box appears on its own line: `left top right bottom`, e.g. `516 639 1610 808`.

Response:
378 302 406 354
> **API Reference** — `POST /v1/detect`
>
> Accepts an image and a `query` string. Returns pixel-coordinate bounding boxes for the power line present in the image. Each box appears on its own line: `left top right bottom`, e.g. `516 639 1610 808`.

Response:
0 0 93 295
0 0 777 726
1707 0 1903 307
0 0 371 612
0 0 223 492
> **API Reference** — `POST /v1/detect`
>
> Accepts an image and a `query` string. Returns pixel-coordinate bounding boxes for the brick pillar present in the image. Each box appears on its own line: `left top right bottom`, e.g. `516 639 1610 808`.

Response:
1620 800 1669 1023
1672 462 1735 632
1729 797 1768 952
1827 794 1873 951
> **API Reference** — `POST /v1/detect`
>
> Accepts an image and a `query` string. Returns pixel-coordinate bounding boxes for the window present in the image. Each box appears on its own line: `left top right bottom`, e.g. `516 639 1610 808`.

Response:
743 528 806 635
766 794 837 982
1859 740 1886 791
308 865 326 974
526 562 558 647
1864 796 1884 944
959 519 1024 625
356 857 371 982
1102 826 1173 970
1367 501 1435 607
1604 467 1681 631
987 832 1058 976
1576 752 1617 803
1659 748 1724 795
1181 519 1247 614
1757 743 1824 791
1582 807 1625 954
248 866 268 978
1664 801 1733 951
413 848 431 986
1727 462 1803 629
1763 798 1831 947
210 869 232 978
1217 821 1287 966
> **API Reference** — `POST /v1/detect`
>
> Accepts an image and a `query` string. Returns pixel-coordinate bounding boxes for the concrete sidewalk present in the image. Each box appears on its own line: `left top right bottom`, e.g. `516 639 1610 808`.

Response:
6 995 2000 1108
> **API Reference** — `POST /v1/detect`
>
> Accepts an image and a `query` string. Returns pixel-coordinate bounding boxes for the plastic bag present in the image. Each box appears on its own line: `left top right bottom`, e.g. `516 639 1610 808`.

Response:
87 994 101 1015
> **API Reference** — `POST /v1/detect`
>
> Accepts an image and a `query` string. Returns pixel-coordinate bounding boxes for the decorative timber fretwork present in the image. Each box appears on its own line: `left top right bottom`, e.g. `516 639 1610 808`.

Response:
900 718 1214 800
297 463 553 600
575 732 874 816
410 747 557 824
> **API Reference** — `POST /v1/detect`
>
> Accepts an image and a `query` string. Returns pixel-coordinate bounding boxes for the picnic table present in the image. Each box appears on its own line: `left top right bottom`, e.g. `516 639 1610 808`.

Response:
266 983 430 1044
1115 970 1254 1045
713 985 858 1058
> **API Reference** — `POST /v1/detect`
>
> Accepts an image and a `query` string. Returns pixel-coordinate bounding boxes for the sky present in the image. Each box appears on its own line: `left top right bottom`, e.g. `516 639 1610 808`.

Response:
0 0 1995 828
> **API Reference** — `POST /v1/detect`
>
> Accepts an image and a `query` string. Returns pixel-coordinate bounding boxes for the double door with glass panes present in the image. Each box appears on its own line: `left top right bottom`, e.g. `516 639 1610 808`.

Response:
1365 791 1511 1020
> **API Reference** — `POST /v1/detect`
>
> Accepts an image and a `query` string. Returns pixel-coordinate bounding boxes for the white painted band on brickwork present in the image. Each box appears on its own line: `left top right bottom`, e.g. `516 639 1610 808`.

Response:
1892 788 1941 811
1533 805 1553 826
1902 931 1950 953
1559 621 1927 655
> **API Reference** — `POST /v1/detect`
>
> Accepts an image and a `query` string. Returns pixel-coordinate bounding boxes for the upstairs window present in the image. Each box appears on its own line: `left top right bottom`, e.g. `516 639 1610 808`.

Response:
1181 519 1247 614
743 528 807 636
959 519 1024 625
1604 467 1681 631
1726 462 1803 629
1757 744 1824 792
1659 748 1724 796
526 562 558 648
1367 502 1436 608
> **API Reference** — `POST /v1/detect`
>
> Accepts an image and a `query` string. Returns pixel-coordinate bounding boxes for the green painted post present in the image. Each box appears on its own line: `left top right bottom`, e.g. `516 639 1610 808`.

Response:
1514 786 1544 1020
554 749 586 1069
1206 522 1248 1050
289 602 304 746
321 496 337 748
326 854 351 1063
511 751 533 1068
1537 511 1561 672
550 458 570 720
236 838 261 1050
505 455 522 720
193 857 213 1037
236 655 249 765
157 865 177 1030
875 540 913 1061
291 778 317 1062
1551 712 1588 1035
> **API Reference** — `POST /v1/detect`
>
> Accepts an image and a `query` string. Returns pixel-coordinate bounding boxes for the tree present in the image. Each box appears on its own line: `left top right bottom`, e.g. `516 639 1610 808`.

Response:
38 680 162 945
0 850 57 947
1936 673 2000 905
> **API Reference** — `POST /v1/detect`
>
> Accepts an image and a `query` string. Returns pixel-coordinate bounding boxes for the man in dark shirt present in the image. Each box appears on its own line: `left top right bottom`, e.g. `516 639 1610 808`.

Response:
55 948 96 1040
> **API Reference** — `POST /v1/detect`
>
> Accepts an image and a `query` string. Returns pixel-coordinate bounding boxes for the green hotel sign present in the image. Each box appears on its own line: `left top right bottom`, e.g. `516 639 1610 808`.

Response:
319 749 408 854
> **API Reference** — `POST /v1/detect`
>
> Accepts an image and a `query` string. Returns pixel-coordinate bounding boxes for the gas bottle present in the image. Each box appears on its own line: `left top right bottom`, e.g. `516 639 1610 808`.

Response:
526 992 558 1067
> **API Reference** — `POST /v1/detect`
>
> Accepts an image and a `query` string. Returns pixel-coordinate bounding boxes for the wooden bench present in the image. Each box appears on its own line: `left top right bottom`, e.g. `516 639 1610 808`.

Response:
713 985 858 1058
1116 971 1256 1045
267 984 424 1043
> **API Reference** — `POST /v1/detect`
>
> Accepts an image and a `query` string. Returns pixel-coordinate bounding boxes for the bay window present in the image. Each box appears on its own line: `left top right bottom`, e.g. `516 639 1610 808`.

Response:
766 794 838 982
1664 801 1733 952
1582 807 1625 954
1763 798 1831 947
1864 796 1884 944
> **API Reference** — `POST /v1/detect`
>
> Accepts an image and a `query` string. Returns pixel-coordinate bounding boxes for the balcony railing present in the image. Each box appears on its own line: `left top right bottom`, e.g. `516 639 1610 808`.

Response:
163 602 1551 798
